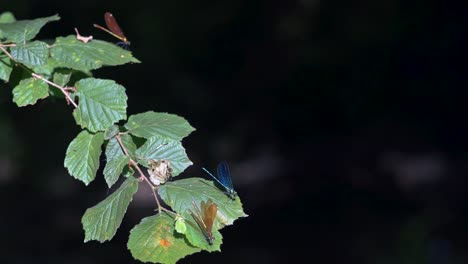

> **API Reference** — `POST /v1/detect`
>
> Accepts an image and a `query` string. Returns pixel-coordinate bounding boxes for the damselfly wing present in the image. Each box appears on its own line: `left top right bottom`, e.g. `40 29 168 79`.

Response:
190 199 217 245
202 162 237 200
93 12 130 48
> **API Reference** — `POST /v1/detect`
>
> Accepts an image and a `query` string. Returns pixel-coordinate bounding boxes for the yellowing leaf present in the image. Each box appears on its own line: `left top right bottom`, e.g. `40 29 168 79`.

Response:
128 213 201 264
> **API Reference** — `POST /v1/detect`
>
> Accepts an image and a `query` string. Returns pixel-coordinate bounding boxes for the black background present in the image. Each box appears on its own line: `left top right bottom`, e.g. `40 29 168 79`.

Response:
1 0 468 263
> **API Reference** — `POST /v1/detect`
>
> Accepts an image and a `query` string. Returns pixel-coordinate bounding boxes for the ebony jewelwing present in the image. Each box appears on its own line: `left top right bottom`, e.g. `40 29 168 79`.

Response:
189 199 217 245
202 161 237 200
93 12 130 49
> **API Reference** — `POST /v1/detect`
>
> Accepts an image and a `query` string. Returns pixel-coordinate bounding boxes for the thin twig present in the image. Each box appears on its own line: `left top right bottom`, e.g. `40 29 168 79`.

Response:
116 135 130 156
143 176 162 212
31 73 78 108
0 43 16 47
0 45 15 61
161 207 178 217
63 87 76 92
116 134 162 213
1 44 77 108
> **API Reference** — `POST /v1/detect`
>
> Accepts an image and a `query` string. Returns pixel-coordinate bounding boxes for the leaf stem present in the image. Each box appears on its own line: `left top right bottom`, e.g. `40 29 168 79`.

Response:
115 134 163 213
31 73 78 108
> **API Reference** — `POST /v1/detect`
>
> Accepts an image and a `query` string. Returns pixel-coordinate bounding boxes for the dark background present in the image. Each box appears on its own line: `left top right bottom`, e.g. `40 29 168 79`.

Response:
1 0 468 263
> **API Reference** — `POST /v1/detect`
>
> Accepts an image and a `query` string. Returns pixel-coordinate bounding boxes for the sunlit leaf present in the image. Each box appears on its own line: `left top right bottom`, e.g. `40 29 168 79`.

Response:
174 216 187 234
128 212 201 264
125 111 195 140
50 36 140 72
82 177 139 242
159 178 247 229
12 77 48 106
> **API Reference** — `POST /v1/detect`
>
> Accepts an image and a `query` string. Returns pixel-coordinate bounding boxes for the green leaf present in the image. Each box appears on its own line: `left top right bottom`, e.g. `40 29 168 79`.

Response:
122 170 134 179
159 178 247 229
128 212 201 264
0 54 13 81
73 78 127 132
121 134 137 156
50 68 92 97
125 111 195 140
103 134 137 188
12 77 49 106
11 41 49 68
64 130 104 185
82 177 139 242
0 12 15 40
174 216 187 234
50 36 140 72
0 14 59 42
104 125 119 140
0 12 16 24
135 136 192 176
32 58 58 77
103 139 130 188
52 68 72 87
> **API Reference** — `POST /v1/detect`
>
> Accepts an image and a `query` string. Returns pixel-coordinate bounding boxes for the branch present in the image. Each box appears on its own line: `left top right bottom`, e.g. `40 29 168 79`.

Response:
0 44 78 108
115 134 163 213
31 73 78 108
